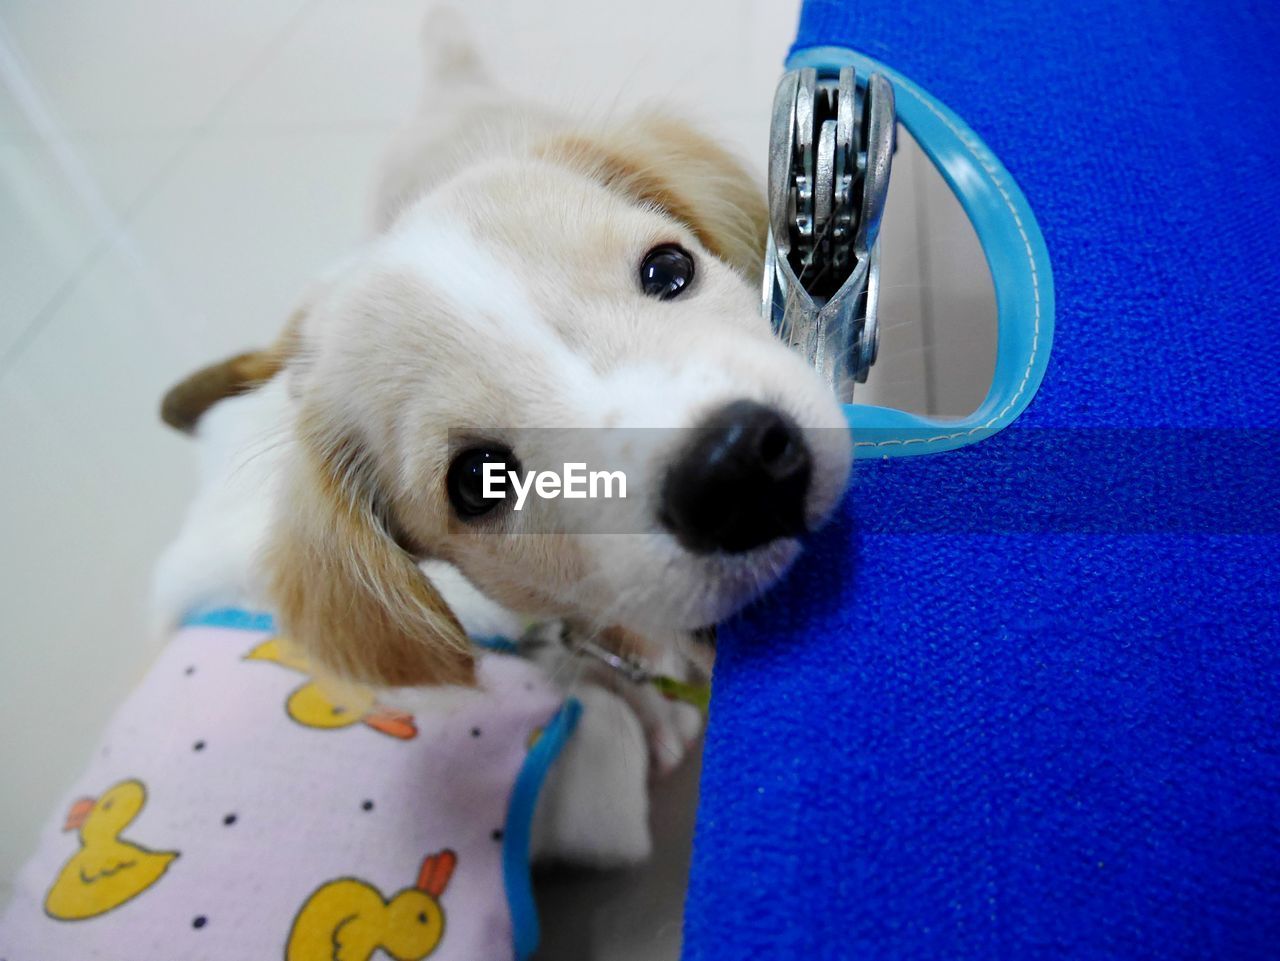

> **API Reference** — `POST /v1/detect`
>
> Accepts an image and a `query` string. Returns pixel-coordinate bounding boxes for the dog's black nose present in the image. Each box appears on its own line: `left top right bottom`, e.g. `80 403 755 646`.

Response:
661 400 811 554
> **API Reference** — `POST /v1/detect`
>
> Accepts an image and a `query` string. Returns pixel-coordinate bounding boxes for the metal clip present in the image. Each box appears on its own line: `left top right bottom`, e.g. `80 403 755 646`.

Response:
574 638 653 685
764 66 895 402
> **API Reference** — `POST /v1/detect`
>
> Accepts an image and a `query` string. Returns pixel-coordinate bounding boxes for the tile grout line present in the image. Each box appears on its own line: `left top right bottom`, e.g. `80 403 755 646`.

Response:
0 0 324 381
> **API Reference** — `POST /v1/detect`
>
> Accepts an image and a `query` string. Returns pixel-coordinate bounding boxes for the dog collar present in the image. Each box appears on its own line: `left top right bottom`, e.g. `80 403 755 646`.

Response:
573 638 711 713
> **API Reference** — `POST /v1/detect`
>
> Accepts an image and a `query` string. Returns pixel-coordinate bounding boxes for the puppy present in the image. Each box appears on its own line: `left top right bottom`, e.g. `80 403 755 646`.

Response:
1 11 856 959
159 7 852 696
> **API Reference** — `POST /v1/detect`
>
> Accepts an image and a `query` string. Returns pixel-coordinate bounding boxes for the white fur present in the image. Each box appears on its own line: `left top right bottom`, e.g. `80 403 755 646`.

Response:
151 380 290 635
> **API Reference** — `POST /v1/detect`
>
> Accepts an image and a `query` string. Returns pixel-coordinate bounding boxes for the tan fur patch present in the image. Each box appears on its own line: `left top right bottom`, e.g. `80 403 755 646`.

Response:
265 412 475 689
536 115 769 282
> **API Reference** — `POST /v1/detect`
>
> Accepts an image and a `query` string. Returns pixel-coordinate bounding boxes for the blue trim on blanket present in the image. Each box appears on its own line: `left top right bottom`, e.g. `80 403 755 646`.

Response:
503 697 583 961
182 607 276 632
472 635 521 655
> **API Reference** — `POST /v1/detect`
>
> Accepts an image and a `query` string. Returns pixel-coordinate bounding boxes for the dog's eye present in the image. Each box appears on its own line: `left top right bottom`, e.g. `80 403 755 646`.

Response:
639 244 695 300
447 446 518 519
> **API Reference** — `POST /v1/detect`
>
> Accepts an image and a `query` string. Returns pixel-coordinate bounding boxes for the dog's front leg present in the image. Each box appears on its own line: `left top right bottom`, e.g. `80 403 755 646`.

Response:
530 682 655 868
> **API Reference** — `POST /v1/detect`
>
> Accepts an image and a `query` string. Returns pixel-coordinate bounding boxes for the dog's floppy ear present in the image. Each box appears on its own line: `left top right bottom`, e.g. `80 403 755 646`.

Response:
265 411 476 689
539 113 769 282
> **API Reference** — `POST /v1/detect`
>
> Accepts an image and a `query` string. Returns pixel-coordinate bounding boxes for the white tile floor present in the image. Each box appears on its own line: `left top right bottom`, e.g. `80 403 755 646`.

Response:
0 0 803 911
0 1 995 951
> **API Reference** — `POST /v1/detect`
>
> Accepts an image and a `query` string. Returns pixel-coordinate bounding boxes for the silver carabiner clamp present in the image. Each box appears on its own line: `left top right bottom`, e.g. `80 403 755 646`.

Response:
764 66 895 402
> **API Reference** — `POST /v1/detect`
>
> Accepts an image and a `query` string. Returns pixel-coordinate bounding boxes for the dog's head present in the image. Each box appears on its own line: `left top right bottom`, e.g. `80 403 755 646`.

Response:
201 116 851 687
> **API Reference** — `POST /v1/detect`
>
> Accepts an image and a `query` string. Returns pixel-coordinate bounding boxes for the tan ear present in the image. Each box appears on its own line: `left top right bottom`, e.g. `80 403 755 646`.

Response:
265 420 475 688
538 114 769 282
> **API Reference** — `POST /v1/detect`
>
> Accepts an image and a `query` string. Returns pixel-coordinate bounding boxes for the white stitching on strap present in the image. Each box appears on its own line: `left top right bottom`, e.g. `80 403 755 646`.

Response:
853 75 1042 450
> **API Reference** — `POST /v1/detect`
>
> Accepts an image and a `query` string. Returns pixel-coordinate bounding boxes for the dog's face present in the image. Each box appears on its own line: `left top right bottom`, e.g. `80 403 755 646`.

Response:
267 121 852 687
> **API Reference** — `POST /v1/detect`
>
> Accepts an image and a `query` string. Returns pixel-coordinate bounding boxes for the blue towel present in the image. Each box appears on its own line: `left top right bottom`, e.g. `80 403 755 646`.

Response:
683 1 1280 958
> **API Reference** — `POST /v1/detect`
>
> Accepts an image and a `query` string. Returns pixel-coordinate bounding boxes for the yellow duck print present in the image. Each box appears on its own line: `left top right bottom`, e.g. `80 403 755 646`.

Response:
245 638 417 739
286 849 456 961
44 778 178 921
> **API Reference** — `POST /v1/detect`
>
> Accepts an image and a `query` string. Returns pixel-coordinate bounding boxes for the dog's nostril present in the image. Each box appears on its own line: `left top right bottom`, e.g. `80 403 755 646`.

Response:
758 421 794 469
661 400 812 554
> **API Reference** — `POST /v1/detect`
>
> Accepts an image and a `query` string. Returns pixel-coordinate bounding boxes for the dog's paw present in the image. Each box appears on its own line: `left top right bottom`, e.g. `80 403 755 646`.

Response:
530 684 652 868
523 622 707 779
648 696 704 779
618 665 704 780
589 642 705 779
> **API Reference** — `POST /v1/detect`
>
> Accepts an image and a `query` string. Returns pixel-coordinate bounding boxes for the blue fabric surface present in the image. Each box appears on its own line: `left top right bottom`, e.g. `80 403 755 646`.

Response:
684 1 1280 959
